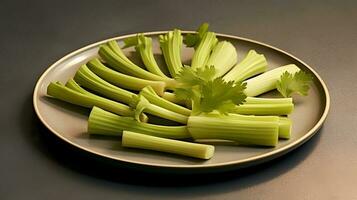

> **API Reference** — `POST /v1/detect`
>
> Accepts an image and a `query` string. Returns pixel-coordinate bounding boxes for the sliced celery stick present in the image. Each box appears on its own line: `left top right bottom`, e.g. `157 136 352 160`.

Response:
99 41 177 88
162 92 187 105
206 41 237 77
136 34 168 78
65 79 148 122
140 86 191 116
245 97 293 104
122 131 214 160
278 117 292 139
74 65 134 105
233 103 294 115
132 95 188 124
191 32 218 69
47 82 133 117
224 50 267 82
87 58 166 96
244 64 300 97
159 29 184 77
187 114 279 146
88 107 190 139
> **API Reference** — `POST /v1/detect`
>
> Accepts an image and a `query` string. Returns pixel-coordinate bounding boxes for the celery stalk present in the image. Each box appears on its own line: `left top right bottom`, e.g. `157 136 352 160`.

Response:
88 107 190 139
65 79 148 122
187 114 279 146
233 103 294 115
74 65 134 105
245 97 293 104
99 41 177 88
136 34 168 77
191 32 218 69
87 59 166 96
122 131 214 159
132 95 188 124
206 41 237 77
47 82 134 117
224 50 268 82
162 92 187 105
140 86 191 116
244 64 300 96
278 117 292 139
159 29 184 77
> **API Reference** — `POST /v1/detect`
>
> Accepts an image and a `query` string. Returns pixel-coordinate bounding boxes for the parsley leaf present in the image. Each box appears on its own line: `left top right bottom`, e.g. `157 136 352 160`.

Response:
276 71 313 97
174 66 247 115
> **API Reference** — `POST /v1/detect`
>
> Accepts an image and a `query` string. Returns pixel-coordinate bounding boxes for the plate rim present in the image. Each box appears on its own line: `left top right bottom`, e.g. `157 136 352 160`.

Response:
33 31 330 170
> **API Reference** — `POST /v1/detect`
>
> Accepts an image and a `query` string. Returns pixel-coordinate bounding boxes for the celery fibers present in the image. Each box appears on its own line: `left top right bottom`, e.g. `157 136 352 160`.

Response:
88 107 190 139
122 131 214 159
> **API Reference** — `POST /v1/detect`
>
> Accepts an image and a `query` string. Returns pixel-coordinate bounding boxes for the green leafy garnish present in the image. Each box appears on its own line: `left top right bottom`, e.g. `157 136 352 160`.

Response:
174 66 247 115
184 23 209 48
276 71 313 97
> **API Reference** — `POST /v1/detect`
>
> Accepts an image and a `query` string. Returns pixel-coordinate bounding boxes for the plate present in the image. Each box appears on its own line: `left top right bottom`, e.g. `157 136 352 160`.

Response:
33 31 330 173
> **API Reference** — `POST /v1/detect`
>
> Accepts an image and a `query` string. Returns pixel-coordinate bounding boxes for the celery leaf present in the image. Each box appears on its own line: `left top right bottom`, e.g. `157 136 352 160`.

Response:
276 71 313 97
175 66 246 114
184 23 210 48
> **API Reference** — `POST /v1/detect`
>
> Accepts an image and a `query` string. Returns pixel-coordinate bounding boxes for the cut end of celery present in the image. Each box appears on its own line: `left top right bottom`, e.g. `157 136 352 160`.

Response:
278 117 292 139
122 131 214 159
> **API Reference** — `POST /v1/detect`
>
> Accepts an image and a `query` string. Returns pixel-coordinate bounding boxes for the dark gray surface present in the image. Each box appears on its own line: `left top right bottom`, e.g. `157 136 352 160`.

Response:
0 0 356 199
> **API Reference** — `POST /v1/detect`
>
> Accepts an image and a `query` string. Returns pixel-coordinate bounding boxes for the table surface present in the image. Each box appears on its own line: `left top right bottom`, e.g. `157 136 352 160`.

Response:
1 0 356 199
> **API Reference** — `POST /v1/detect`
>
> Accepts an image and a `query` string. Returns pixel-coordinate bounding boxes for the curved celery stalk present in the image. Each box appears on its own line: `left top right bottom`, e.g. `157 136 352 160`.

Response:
245 97 293 104
162 92 187 105
278 117 292 139
133 34 168 77
191 32 218 69
187 114 279 146
244 64 300 97
122 131 214 160
99 41 177 88
87 59 166 96
88 107 190 139
159 29 184 77
74 65 134 105
47 82 134 117
206 41 237 77
132 95 188 124
140 86 191 116
233 103 294 115
224 50 268 82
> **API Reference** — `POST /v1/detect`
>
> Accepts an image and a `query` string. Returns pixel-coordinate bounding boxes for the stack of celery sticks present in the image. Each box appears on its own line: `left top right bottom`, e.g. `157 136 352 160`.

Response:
47 23 312 160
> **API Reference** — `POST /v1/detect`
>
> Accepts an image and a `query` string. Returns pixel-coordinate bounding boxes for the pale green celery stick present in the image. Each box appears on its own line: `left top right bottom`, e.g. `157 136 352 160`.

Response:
223 50 268 82
159 29 184 77
47 82 133 117
88 107 190 139
191 32 218 69
187 114 279 146
244 64 300 97
87 59 166 96
136 34 168 77
245 97 293 104
65 79 148 122
224 114 291 139
233 103 294 115
65 78 93 95
162 92 187 105
132 95 188 124
140 86 191 116
122 36 138 48
99 41 177 88
74 65 134 105
278 117 292 139
206 41 237 77
122 131 214 160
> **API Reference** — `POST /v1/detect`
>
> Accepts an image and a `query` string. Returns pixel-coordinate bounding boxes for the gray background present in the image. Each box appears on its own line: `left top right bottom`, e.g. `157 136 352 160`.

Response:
1 0 356 199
